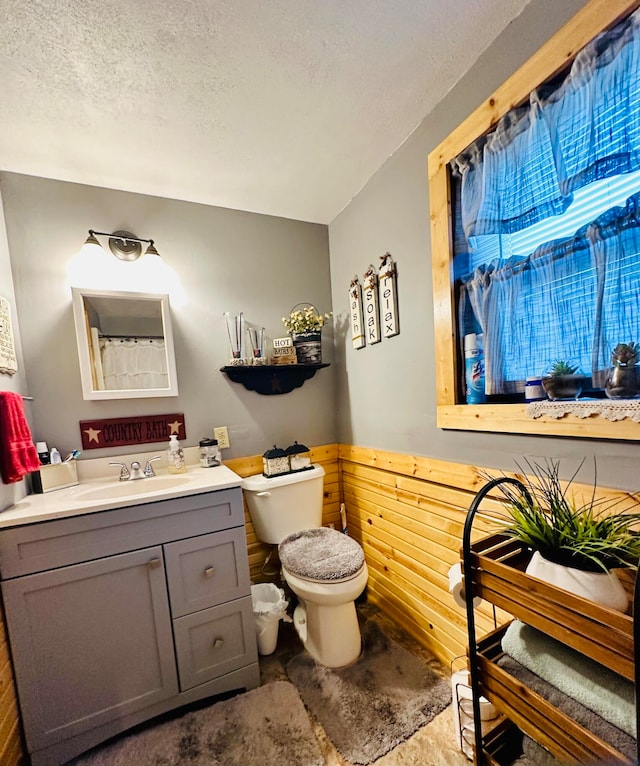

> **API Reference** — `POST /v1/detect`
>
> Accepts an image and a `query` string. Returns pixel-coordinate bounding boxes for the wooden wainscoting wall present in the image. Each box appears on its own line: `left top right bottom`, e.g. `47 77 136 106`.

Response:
338 445 639 668
0 601 23 766
339 445 503 667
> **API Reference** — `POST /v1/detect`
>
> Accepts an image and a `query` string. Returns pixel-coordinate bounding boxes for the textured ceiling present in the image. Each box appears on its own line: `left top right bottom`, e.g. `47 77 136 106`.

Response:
0 0 531 223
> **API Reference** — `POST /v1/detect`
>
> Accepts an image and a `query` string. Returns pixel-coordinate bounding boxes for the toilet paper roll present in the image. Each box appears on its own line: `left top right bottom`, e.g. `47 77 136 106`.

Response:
448 562 482 609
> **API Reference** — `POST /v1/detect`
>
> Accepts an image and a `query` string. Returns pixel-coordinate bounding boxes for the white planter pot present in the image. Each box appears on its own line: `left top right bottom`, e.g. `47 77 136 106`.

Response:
525 551 629 613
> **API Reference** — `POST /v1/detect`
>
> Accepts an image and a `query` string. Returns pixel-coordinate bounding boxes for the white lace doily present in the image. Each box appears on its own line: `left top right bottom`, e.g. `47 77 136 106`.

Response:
526 398 640 422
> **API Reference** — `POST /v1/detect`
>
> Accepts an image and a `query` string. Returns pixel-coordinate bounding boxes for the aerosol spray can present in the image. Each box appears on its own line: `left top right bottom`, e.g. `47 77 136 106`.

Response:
464 333 486 404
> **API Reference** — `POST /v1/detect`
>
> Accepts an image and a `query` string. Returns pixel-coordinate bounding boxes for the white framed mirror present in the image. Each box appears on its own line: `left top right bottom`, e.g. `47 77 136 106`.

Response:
72 287 179 400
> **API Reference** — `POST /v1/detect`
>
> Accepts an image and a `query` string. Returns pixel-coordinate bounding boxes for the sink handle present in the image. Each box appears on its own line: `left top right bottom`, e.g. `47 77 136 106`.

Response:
109 461 130 482
144 456 162 478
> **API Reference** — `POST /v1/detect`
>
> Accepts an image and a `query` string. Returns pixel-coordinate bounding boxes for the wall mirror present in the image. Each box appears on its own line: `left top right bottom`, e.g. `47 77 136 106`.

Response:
71 287 179 400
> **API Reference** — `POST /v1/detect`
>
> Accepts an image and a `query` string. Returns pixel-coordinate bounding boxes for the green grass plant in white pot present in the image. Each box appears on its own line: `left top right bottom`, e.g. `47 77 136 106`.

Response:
492 459 640 612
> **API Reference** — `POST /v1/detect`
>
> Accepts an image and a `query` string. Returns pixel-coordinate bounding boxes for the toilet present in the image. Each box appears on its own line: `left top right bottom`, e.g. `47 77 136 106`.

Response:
241 465 368 667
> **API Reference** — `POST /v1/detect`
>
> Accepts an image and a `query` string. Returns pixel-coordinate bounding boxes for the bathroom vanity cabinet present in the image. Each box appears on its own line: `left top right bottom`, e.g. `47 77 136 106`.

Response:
0 487 259 766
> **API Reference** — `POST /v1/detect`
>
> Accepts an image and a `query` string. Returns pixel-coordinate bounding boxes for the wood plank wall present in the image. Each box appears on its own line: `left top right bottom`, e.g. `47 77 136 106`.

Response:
339 445 505 667
0 601 23 766
338 445 638 669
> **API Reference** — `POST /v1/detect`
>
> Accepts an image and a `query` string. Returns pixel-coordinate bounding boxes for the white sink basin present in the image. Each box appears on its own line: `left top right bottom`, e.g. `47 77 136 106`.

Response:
74 476 193 502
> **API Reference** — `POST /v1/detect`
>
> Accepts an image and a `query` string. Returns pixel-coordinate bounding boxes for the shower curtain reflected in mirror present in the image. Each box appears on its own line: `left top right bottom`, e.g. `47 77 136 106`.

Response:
97 337 168 391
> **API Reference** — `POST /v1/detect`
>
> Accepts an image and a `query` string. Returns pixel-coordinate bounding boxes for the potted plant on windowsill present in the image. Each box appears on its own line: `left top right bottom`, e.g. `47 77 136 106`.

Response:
541 360 586 400
605 342 639 399
282 304 331 365
491 459 640 612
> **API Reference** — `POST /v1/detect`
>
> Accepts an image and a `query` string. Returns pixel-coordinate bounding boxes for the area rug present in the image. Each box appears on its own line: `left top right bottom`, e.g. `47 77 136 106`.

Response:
70 680 324 766
286 620 452 765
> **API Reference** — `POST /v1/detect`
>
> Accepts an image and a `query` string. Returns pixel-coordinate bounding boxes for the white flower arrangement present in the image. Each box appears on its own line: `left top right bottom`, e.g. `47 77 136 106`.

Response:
282 305 331 335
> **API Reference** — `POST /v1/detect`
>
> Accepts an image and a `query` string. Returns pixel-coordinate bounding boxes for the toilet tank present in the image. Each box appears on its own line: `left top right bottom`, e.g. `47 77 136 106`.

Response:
241 465 325 544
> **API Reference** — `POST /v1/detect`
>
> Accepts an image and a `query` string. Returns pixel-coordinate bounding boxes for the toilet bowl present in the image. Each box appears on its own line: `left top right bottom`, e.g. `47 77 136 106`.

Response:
279 527 368 667
241 465 368 667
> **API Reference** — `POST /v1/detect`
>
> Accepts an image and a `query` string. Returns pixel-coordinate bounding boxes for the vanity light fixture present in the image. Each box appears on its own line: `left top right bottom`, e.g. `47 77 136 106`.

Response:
82 230 161 262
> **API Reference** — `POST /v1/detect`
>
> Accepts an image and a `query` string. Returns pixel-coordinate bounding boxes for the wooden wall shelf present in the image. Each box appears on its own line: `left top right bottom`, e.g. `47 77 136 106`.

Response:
220 364 330 395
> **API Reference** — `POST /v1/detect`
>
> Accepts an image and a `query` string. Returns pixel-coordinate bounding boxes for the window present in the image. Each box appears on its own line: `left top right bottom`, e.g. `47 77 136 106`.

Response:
428 0 640 441
452 9 640 396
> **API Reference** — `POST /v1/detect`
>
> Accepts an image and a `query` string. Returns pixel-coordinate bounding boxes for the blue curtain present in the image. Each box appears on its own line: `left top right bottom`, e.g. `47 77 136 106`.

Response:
452 8 640 395
459 192 640 394
453 7 640 239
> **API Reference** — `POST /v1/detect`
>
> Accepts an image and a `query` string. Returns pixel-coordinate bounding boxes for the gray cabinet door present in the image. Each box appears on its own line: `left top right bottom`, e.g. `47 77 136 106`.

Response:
2 547 178 752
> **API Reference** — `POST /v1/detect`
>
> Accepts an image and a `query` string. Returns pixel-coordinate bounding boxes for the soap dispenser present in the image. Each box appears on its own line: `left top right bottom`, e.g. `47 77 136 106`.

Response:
167 434 187 474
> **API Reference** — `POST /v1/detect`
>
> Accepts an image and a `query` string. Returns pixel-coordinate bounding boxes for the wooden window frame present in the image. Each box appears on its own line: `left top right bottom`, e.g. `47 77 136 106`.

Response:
428 0 640 442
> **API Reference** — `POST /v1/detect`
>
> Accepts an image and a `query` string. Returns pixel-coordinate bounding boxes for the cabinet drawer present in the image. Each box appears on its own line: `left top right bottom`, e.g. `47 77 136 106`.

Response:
0 488 243 578
164 527 251 617
173 596 258 691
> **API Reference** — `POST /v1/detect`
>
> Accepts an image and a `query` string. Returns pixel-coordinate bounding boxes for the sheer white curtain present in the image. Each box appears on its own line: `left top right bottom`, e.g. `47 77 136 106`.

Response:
100 338 168 390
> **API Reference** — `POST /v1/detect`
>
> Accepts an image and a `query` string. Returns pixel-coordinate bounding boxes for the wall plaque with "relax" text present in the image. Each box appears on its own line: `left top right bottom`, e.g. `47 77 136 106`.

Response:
79 413 187 450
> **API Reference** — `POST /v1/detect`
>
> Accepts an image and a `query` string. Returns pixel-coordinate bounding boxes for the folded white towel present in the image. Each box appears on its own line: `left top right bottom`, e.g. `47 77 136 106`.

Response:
502 620 636 738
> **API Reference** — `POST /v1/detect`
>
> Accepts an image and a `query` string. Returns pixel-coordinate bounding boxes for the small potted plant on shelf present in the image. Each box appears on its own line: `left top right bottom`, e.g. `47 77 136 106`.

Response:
541 360 585 400
282 303 331 364
605 342 639 399
491 458 640 612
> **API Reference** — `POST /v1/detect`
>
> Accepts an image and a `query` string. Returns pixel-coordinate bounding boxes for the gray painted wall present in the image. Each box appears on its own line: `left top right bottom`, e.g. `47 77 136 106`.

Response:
328 0 640 491
1 174 336 468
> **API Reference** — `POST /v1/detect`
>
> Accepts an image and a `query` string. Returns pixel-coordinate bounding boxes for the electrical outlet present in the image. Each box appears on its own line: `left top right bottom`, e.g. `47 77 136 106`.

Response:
213 426 230 449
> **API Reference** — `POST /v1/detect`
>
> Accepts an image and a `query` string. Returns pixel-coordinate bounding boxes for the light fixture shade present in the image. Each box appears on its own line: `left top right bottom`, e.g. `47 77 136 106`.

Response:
80 231 106 258
84 231 101 247
144 241 161 258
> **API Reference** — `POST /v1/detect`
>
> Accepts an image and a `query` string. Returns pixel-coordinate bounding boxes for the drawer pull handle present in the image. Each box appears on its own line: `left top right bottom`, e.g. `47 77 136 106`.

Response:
204 566 215 578
213 638 224 650
148 557 162 569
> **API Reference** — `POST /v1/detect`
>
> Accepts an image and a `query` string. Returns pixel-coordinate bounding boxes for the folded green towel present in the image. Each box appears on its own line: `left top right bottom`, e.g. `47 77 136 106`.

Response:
502 620 636 738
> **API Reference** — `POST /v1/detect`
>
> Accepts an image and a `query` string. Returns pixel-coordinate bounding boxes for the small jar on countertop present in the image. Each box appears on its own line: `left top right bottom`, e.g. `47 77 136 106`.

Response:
199 438 221 468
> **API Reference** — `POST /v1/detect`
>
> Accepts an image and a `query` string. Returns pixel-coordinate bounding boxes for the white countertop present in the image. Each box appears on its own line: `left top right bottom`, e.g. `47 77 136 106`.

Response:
0 463 242 529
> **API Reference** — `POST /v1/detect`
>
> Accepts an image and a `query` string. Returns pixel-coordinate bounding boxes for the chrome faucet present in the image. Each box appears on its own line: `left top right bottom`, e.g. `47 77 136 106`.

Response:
109 456 162 481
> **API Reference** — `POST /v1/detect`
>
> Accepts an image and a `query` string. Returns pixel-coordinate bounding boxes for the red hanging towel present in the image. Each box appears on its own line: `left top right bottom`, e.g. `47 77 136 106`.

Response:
0 391 41 484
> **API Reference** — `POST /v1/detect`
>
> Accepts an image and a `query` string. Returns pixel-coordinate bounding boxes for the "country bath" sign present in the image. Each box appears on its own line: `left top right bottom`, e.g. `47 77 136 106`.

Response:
79 413 186 450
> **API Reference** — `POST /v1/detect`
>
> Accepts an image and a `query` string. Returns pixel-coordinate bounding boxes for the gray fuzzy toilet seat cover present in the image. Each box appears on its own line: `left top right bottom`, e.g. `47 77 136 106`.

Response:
279 527 365 581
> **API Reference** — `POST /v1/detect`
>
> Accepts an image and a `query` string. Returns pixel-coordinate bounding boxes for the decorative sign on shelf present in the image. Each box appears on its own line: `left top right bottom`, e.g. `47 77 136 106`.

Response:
271 336 297 364
363 265 381 345
349 276 366 349
0 296 18 376
79 413 186 450
379 252 399 338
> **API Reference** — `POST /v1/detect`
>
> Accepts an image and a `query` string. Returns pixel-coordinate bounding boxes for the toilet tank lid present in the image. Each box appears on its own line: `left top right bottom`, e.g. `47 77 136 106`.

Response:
241 464 325 492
